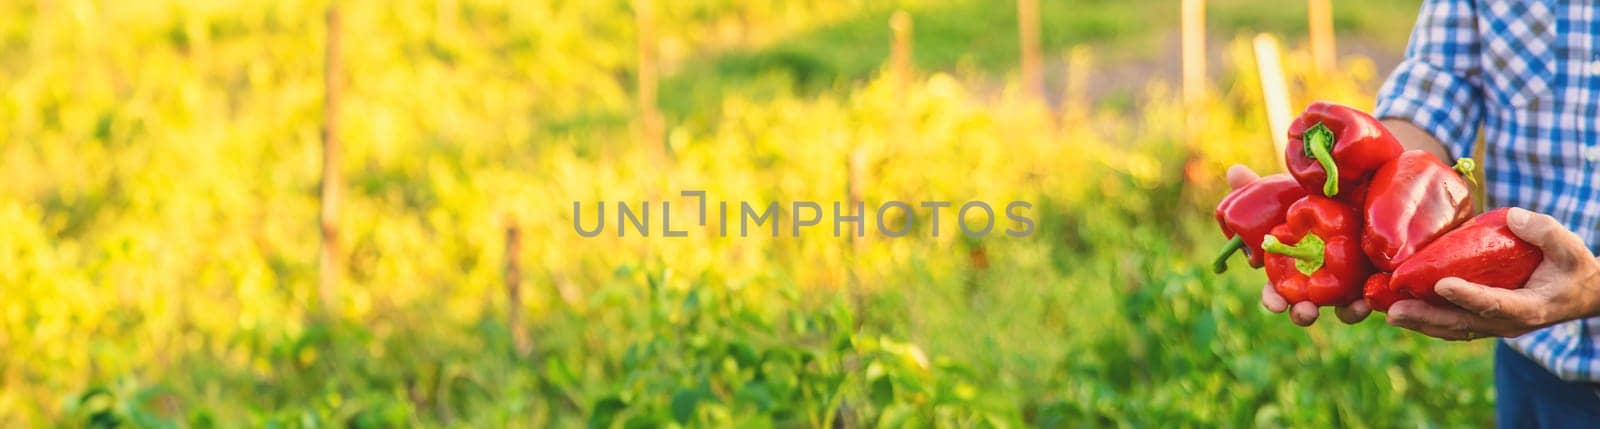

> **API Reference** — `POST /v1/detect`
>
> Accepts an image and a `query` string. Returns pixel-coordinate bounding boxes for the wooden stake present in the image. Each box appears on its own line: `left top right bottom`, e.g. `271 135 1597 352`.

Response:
889 11 914 147
318 6 343 313
1180 0 1207 106
1061 46 1092 122
504 215 529 356
1308 0 1336 73
1179 0 1207 185
634 0 664 161
846 147 867 322
1253 34 1293 171
847 148 865 253
1017 0 1043 98
889 11 913 87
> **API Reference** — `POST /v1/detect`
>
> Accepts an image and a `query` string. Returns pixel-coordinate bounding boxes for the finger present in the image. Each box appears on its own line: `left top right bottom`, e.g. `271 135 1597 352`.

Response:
1384 301 1476 340
1262 284 1289 313
1400 320 1477 341
1290 301 1319 326
1386 300 1523 338
1335 299 1372 324
1506 208 1592 266
1226 165 1261 190
1435 277 1547 326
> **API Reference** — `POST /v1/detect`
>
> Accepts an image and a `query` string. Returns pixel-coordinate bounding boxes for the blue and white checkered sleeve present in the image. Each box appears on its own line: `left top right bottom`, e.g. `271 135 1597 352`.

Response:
1374 0 1484 161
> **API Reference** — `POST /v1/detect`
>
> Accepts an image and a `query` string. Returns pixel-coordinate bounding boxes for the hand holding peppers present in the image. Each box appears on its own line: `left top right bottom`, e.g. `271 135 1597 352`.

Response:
1385 208 1600 341
1215 101 1600 338
1387 208 1542 304
1367 208 1542 312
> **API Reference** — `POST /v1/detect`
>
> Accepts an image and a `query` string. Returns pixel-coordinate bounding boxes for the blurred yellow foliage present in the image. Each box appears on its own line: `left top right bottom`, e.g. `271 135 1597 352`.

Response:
2 0 1471 426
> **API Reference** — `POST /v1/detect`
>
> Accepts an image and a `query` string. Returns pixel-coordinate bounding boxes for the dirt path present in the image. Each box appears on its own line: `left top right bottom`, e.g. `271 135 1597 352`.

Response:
1029 33 1405 109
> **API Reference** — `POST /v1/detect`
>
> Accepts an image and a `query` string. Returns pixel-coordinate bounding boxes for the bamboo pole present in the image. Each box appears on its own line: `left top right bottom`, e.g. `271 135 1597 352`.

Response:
1253 34 1293 171
1017 0 1043 98
1308 0 1336 73
318 6 343 313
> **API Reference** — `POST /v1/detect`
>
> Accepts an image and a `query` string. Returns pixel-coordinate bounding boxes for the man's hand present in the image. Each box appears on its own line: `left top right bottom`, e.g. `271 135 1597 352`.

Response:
1387 208 1600 340
1227 164 1373 326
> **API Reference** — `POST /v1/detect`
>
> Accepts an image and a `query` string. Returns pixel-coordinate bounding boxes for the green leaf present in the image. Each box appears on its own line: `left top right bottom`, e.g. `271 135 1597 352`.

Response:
789 312 809 334
682 288 702 314
870 376 894 407
622 344 644 372
546 357 578 388
728 341 760 368
736 382 776 411
623 412 669 429
189 409 217 429
834 333 854 352
589 396 627 429
876 403 915 429
670 389 701 424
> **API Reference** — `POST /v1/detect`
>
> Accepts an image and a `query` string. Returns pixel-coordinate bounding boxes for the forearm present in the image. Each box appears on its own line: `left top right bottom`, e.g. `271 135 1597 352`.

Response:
1380 119 1453 161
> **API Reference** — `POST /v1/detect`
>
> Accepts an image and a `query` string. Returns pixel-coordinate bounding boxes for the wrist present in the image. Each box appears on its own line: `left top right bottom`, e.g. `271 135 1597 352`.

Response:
1580 260 1600 320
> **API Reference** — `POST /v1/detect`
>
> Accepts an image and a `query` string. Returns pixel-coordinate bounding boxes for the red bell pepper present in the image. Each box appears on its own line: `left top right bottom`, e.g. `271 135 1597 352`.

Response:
1388 208 1543 304
1261 196 1373 306
1213 174 1308 273
1286 101 1404 203
1363 273 1406 312
1361 150 1477 271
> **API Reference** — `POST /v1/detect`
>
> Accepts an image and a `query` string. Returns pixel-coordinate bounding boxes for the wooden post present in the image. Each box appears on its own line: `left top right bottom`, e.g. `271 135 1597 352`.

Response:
847 149 865 254
634 0 664 161
504 215 529 356
1180 0 1206 107
889 11 914 146
318 6 343 313
1253 34 1293 171
846 147 867 323
1180 0 1207 184
889 11 913 87
1061 46 1092 122
1017 0 1043 98
1308 0 1336 73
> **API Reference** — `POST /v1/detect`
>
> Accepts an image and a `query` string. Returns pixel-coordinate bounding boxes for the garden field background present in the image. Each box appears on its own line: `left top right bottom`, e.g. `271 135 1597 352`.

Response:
0 0 1497 426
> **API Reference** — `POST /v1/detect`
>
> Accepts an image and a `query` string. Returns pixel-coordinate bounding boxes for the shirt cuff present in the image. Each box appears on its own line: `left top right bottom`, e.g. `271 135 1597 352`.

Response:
1374 59 1481 161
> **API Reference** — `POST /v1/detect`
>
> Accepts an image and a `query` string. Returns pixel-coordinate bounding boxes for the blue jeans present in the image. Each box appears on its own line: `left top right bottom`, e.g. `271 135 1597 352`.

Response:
1496 340 1600 428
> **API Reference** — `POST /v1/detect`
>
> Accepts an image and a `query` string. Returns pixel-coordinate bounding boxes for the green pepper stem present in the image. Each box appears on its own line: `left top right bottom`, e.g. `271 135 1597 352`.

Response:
1212 235 1245 274
1454 157 1478 187
1261 234 1326 276
1303 123 1339 197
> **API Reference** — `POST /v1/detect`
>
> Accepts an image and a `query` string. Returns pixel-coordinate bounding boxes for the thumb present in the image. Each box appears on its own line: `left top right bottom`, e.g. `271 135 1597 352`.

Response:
1226 165 1260 190
1435 277 1543 323
1506 208 1590 267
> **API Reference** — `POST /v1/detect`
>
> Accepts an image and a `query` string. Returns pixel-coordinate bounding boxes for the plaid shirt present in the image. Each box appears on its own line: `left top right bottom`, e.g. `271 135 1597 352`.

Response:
1376 0 1600 383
